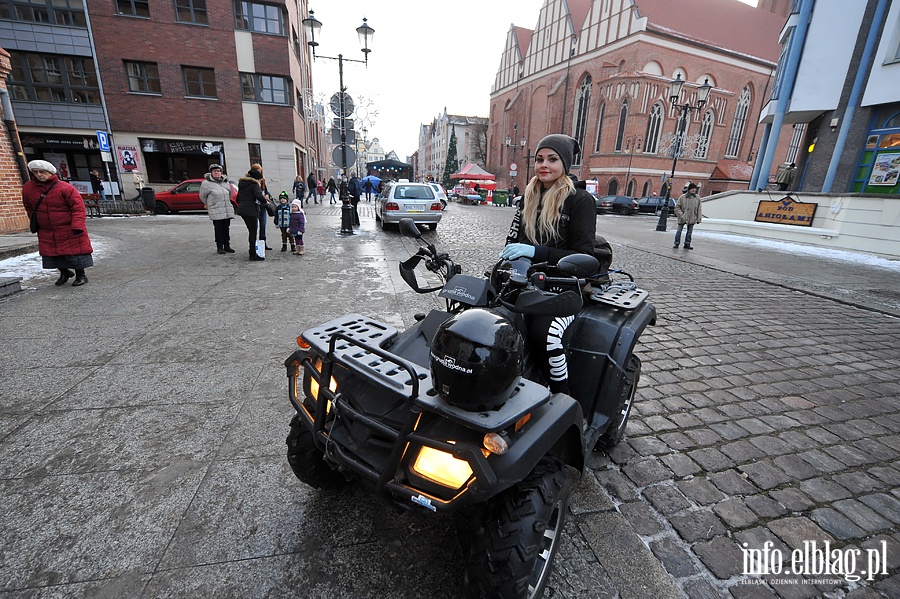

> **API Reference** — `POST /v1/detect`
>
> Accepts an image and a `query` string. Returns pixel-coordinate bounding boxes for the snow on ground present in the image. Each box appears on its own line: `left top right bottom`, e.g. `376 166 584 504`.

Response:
702 232 900 272
1 240 109 285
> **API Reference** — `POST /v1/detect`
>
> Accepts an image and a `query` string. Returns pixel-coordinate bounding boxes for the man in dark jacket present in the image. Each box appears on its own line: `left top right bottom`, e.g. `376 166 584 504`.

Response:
306 172 317 204
236 168 266 261
347 173 362 226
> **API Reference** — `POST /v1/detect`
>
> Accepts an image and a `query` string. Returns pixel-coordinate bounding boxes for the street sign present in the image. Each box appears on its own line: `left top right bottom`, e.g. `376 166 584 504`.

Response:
331 145 357 168
509 171 517 177
96 131 110 152
332 118 355 130
331 129 356 144
329 92 354 117
100 151 112 163
510 163 518 171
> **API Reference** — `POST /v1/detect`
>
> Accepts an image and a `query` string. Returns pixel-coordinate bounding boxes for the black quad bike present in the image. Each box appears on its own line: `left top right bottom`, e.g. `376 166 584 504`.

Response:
284 219 656 598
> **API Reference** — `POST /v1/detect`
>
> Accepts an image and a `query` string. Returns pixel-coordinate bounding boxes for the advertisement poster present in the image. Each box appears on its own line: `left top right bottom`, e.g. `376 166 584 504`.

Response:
42 152 72 180
868 152 900 186
116 145 141 172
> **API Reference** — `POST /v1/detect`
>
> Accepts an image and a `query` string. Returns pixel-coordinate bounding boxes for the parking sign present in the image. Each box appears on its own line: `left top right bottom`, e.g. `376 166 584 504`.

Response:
96 131 110 152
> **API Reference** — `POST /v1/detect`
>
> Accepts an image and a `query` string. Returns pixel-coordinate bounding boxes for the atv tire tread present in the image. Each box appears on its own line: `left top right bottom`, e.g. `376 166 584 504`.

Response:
285 415 347 490
462 457 572 599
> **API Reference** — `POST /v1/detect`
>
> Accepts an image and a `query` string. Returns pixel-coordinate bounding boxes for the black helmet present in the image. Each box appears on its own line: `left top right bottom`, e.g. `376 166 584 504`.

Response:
430 309 524 411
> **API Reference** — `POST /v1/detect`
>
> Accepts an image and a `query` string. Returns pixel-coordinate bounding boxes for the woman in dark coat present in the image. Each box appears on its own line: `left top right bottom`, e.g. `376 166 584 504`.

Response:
236 168 266 261
22 159 94 286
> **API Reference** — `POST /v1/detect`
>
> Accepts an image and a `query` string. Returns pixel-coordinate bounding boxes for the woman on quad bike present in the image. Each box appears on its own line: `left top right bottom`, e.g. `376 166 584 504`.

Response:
500 134 605 396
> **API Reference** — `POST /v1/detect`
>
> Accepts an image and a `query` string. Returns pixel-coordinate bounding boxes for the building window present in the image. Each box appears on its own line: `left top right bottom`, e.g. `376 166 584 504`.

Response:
615 99 628 151
786 123 806 164
174 0 207 24
697 110 714 159
296 88 305 116
240 72 289 104
725 86 751 158
116 0 149 17
125 61 161 94
644 102 663 154
248 143 261 165
9 51 100 104
571 76 591 165
770 30 793 100
594 103 605 152
0 0 86 26
234 1 283 35
183 66 216 98
607 179 618 194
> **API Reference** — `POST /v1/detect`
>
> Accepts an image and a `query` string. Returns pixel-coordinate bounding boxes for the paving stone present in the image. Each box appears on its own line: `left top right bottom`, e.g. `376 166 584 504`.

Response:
748 435 794 457
710 469 760 496
831 471 883 494
727 581 779 598
721 440 766 463
758 414 801 430
649 537 697 577
767 574 823 599
682 578 724 599
693 536 745 579
734 526 791 555
617 501 664 536
720 404 753 419
799 478 852 502
660 453 702 478
845 419 890 437
858 493 900 525
776 430 817 451
710 421 751 440
694 407 729 424
658 431 696 451
595 469 639 502
745 494 788 519
769 488 814 512
739 461 793 490
685 428 724 446
606 441 639 465
670 509 726 543
735 418 776 435
781 396 816 409
643 415 679 432
768 516 834 550
868 465 900 486
628 436 671 456
787 409 829 426
874 572 900 598
832 499 893 533
771 455 820 481
860 534 900 572
851 437 899 462
643 483 692 516
676 477 726 506
822 444 874 468
569 470 616 515
688 448 736 473
796 449 847 474
713 498 759 528
809 508 868 541
844 588 889 599
622 457 672 487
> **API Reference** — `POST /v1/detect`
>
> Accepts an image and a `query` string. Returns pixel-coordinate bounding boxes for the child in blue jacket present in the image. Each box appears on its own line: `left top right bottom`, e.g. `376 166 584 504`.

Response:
274 191 294 252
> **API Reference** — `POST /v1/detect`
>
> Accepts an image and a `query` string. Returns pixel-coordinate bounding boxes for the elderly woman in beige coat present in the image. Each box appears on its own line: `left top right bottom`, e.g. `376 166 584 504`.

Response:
673 182 702 250
199 164 235 254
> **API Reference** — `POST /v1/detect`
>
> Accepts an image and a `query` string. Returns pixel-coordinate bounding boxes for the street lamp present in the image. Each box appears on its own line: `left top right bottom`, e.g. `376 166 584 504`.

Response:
656 74 711 232
505 123 526 188
623 135 642 197
303 10 374 234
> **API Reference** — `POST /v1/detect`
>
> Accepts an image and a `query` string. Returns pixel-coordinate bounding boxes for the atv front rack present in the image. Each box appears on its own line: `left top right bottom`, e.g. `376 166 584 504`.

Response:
588 282 649 309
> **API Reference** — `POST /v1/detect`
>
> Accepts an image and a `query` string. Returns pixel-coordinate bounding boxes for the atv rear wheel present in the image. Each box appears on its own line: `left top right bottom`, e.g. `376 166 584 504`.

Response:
285 415 348 490
462 457 572 599
598 354 641 448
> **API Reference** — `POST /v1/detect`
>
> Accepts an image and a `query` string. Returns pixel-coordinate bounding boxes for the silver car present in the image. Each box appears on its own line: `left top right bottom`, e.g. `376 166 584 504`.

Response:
427 182 449 209
375 182 444 230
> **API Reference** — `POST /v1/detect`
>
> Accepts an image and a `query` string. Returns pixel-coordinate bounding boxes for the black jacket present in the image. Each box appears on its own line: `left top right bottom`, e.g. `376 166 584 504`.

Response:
506 187 600 265
236 176 265 218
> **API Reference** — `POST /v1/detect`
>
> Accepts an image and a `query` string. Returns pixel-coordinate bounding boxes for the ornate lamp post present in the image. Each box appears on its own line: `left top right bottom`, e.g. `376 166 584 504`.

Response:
505 123 526 189
656 74 711 232
303 10 374 234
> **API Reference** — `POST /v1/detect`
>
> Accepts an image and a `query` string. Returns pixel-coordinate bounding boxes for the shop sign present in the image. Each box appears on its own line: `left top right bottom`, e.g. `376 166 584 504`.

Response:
20 133 102 149
868 152 900 186
755 197 817 227
139 138 223 155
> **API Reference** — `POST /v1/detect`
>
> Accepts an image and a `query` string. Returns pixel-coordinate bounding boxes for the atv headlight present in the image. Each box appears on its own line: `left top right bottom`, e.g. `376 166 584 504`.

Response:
412 446 473 489
310 358 337 401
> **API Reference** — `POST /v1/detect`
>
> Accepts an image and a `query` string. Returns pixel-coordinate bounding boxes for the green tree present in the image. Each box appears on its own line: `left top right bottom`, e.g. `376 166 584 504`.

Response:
442 127 458 189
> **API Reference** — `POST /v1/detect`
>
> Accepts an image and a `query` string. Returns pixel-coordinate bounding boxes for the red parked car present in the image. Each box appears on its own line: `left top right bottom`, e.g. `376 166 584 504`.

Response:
153 179 238 214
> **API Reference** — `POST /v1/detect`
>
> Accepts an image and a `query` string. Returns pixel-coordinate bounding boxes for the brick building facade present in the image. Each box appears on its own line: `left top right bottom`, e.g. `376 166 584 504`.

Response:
489 0 796 197
0 48 28 234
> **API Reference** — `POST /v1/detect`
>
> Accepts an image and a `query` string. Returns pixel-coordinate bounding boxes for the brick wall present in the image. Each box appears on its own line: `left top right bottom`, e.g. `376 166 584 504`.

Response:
0 47 29 234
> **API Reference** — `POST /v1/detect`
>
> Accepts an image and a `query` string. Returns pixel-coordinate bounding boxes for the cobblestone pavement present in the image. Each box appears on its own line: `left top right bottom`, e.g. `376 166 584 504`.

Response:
0 200 897 598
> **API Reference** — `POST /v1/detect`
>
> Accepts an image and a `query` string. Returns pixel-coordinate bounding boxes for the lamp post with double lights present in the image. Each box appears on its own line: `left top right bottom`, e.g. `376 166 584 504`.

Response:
623 134 642 197
656 74 711 232
505 123 526 189
302 10 374 234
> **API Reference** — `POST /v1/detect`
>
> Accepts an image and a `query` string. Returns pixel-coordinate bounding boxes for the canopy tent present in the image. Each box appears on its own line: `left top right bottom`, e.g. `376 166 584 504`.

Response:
450 163 495 181
365 158 413 180
457 179 497 191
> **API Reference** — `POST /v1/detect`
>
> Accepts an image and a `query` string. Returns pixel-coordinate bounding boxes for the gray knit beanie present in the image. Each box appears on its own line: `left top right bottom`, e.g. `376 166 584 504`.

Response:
536 134 580 174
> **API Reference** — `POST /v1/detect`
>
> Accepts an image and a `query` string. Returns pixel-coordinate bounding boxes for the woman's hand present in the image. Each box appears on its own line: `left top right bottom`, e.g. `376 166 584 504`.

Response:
500 243 535 260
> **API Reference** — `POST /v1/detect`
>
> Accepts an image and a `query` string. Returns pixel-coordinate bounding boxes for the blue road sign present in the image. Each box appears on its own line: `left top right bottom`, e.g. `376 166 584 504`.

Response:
96 131 110 152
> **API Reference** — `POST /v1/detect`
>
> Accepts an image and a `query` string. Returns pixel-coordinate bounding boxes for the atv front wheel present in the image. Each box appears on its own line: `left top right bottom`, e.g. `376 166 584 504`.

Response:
598 354 642 448
285 415 348 490
462 457 572 599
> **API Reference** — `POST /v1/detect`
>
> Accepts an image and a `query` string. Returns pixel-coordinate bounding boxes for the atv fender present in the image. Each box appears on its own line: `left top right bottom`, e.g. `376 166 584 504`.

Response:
472 393 584 500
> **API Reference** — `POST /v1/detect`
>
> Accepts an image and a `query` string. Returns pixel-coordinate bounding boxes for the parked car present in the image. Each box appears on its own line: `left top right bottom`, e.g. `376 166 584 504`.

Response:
427 182 449 209
153 179 238 214
636 196 675 215
595 194 639 215
375 182 443 230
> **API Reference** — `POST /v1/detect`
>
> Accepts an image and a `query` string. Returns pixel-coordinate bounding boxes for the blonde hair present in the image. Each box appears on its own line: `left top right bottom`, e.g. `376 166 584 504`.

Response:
521 175 575 243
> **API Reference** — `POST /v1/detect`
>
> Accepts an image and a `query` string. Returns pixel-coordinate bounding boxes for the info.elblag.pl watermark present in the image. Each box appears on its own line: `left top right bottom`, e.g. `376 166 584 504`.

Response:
740 540 889 584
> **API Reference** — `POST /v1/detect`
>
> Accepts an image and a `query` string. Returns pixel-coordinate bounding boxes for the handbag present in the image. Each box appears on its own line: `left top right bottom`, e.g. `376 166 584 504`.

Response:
29 181 58 233
265 198 276 217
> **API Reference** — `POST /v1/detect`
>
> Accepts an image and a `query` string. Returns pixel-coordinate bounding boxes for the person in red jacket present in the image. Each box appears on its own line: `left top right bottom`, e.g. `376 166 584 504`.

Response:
22 160 94 286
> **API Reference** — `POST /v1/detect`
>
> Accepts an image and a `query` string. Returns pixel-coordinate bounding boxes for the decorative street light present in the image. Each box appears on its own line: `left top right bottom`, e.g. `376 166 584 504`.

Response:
303 10 374 234
656 74 711 232
505 123 526 188
623 134 643 197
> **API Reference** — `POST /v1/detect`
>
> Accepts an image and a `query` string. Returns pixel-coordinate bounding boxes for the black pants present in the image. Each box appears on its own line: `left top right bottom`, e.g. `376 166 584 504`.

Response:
241 214 258 250
212 219 231 246
527 314 575 394
257 205 268 240
351 196 361 225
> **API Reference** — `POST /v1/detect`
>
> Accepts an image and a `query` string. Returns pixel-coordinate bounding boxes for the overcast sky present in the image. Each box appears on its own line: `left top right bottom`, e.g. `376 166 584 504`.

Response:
307 0 758 160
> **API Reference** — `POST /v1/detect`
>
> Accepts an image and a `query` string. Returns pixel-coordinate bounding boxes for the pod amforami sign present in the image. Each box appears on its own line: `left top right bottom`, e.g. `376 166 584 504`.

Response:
755 197 817 227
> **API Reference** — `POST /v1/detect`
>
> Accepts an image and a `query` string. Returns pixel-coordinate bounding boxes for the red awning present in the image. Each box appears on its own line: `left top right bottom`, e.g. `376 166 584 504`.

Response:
450 163 495 180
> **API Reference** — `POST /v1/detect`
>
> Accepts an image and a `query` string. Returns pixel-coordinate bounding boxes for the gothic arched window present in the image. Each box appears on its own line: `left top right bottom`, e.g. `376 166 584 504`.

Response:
615 99 628 151
644 102 663 154
594 103 605 153
572 75 592 165
697 110 714 159
725 86 751 158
